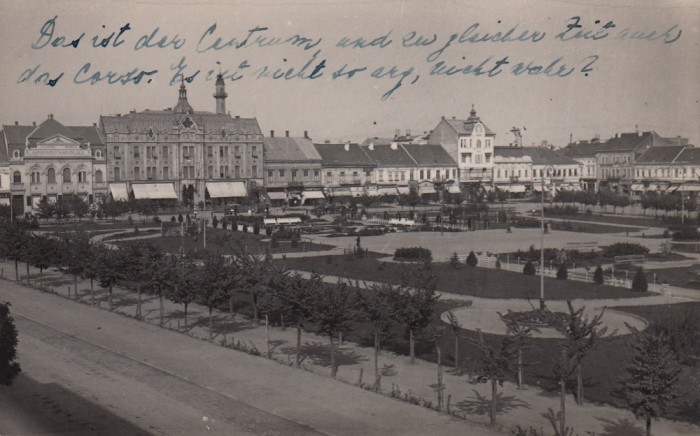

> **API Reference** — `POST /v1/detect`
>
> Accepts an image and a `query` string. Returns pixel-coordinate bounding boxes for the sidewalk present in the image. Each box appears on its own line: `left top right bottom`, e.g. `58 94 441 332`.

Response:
2 259 698 436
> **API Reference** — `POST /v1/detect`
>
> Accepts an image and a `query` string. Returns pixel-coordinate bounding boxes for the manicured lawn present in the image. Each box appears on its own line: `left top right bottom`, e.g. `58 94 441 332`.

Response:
116 227 334 255
102 229 161 241
274 254 651 299
550 221 642 234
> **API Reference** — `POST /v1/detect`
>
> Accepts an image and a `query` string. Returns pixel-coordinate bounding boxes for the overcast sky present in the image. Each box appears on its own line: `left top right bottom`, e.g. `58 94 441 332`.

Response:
1 0 698 147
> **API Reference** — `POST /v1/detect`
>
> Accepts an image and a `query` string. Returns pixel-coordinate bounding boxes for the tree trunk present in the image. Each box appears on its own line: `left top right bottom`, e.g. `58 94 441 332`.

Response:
159 294 164 326
14 259 18 282
409 329 415 364
296 321 302 367
280 312 285 331
374 328 380 388
229 295 234 317
26 263 30 286
253 293 259 323
90 278 94 305
136 284 142 319
330 333 337 378
646 415 651 436
454 334 459 369
265 314 271 359
184 303 189 329
560 375 567 436
518 349 524 389
74 274 78 299
490 378 497 426
109 285 113 309
437 344 443 412
576 364 583 405
39 267 44 289
209 307 214 340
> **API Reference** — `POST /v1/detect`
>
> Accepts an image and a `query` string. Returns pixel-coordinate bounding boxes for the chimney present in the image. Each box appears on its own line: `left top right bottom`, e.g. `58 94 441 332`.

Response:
303 130 308 139
235 115 240 119
452 116 456 120
93 122 97 127
324 139 330 144
33 121 36 126
14 121 18 125
285 130 289 137
369 142 374 151
270 130 274 137
406 129 411 136
441 115 445 120
344 141 350 151
390 142 398 150
394 129 400 138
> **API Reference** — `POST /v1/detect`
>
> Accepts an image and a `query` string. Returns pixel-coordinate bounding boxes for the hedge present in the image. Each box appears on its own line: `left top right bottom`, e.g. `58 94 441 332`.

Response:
394 247 432 262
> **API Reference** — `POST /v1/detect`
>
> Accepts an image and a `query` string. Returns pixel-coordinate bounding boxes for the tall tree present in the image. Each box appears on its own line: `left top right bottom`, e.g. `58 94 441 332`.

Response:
167 255 199 329
621 331 681 436
145 250 175 326
25 234 56 288
398 261 440 363
0 302 21 386
468 316 533 427
95 246 125 309
58 230 92 298
358 283 401 388
120 242 154 319
196 253 230 340
311 280 355 378
0 221 29 282
273 272 319 367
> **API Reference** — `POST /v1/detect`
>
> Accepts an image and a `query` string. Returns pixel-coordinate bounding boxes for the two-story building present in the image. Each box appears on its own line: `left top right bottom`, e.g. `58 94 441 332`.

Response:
562 138 607 191
428 106 496 184
263 132 324 205
100 77 264 207
493 147 533 196
1 116 105 215
314 142 376 199
633 145 700 194
524 146 582 196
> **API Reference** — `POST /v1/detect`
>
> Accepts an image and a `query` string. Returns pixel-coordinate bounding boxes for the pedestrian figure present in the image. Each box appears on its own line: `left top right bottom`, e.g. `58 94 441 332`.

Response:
506 226 512 233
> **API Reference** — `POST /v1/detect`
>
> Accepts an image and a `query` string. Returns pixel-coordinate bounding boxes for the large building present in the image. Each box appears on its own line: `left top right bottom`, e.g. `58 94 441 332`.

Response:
428 106 496 184
263 131 324 205
99 76 264 206
314 142 376 199
0 116 105 215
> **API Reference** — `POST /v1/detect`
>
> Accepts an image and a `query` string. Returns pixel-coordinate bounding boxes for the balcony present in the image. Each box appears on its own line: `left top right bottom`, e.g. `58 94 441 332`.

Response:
93 182 107 190
11 183 24 192
78 182 90 192
62 183 75 194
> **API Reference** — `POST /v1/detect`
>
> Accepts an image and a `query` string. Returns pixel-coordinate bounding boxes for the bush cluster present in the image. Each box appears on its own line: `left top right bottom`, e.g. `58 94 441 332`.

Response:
393 247 432 262
601 242 649 258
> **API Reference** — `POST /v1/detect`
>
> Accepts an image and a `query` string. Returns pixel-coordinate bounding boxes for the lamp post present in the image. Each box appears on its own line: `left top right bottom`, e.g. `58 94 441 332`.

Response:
681 167 685 224
540 165 555 310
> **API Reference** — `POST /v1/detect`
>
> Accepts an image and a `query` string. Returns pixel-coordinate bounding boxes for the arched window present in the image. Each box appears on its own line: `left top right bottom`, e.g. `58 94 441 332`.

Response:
476 140 482 148
12 150 20 159
13 171 21 183
47 168 56 183
62 168 71 183
475 125 483 134
95 150 102 159
31 170 41 184
95 170 103 183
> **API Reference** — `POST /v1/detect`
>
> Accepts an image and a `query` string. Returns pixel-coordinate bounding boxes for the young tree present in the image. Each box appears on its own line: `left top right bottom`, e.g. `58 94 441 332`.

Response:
632 267 648 293
95 246 125 309
273 272 318 367
196 253 230 340
449 252 460 269
523 260 536 275
0 302 21 386
120 242 154 319
236 253 273 323
468 317 533 427
556 263 568 280
398 261 440 363
358 283 401 388
70 196 89 220
466 250 478 267
311 280 355 378
621 331 681 436
58 230 92 298
25 234 55 288
167 255 199 329
0 222 29 282
446 306 471 369
593 265 605 285
145 250 175 326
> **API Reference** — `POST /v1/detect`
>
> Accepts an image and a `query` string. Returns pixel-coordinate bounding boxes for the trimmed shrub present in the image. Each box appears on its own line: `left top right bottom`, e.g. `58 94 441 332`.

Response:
178 214 183 223
466 250 478 267
632 267 648 292
253 222 260 235
593 265 604 285
265 226 273 237
393 247 432 262
601 242 649 258
449 252 460 269
556 263 568 280
212 215 219 228
671 225 700 241
523 261 536 275
170 216 176 223
495 259 502 269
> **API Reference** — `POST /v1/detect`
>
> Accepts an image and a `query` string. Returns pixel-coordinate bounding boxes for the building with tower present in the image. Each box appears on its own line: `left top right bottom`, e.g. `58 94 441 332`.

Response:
100 76 264 207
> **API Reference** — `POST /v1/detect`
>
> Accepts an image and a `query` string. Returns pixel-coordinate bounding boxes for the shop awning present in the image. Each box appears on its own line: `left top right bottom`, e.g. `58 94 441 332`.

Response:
499 184 526 193
331 187 352 196
302 191 325 200
364 188 380 197
132 183 178 200
378 187 399 195
676 183 700 192
666 184 681 193
206 181 247 198
349 186 364 197
419 186 437 195
397 186 410 195
267 191 287 200
109 183 129 201
447 185 461 194
630 183 645 191
482 185 494 192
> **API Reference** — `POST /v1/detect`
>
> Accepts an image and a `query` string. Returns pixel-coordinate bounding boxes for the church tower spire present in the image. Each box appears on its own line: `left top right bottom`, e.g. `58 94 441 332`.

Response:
173 79 194 114
214 74 227 115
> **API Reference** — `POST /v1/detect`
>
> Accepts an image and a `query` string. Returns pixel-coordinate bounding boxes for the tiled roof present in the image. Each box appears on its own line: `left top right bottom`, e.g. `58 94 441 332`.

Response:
636 146 685 163
361 137 396 146
101 112 262 136
443 107 495 136
400 144 456 166
675 147 700 164
264 137 321 162
598 131 661 153
494 146 528 158
69 126 104 146
314 143 375 167
0 133 8 163
562 140 607 157
522 147 579 165
27 117 81 142
2 125 34 145
363 144 416 167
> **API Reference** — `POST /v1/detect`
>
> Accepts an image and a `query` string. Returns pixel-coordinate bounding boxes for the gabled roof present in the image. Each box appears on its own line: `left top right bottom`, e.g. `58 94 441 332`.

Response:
443 106 495 136
636 146 686 163
27 117 81 143
522 147 579 165
2 125 35 145
598 131 663 153
263 137 321 162
400 144 456 166
101 112 262 136
313 143 375 167
562 140 607 158
363 144 416 167
69 126 104 146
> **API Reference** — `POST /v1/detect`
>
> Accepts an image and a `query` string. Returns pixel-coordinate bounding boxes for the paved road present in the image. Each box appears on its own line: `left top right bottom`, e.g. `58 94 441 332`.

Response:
0 279 501 436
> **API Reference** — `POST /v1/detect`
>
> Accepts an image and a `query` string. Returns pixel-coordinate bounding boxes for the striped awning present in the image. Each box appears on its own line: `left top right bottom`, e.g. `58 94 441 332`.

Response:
132 183 178 200
108 183 129 201
447 185 461 194
378 187 399 195
397 186 410 195
206 181 247 198
302 191 325 200
419 186 437 195
267 191 287 200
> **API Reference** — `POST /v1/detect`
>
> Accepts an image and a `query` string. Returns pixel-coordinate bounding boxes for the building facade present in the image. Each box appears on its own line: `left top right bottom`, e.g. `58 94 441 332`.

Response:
0 116 105 215
428 106 496 184
493 147 533 195
100 77 263 206
314 142 376 198
263 132 324 205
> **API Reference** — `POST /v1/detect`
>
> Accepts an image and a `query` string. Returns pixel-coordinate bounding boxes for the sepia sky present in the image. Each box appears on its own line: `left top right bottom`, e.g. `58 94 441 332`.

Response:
0 0 698 147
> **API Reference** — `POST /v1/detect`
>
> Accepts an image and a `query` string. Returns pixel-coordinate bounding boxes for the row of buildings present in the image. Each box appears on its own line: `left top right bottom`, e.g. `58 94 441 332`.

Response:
1 77 696 214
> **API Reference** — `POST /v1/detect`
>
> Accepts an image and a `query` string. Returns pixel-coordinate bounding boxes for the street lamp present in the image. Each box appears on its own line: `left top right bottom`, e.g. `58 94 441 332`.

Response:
540 164 555 310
